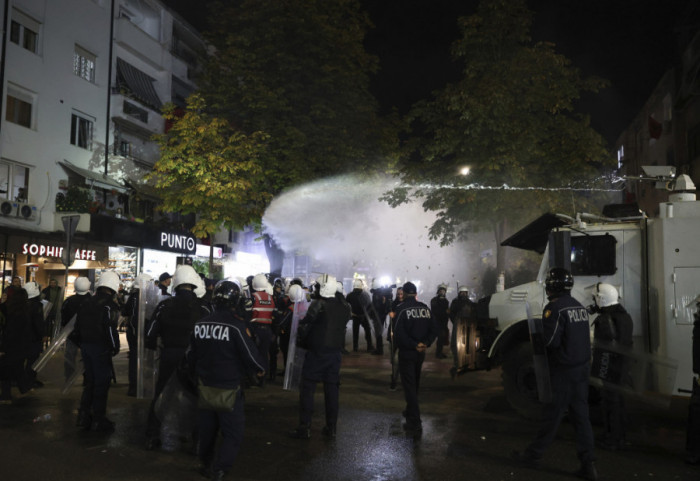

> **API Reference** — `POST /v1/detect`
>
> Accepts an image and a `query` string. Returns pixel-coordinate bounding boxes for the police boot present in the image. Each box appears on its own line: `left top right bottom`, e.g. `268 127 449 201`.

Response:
322 424 336 439
289 424 311 439
574 461 599 481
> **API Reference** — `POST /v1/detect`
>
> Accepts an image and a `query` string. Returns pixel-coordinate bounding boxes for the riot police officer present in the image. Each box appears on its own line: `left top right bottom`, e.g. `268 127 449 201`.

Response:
74 271 121 432
289 274 351 439
249 273 277 384
393 281 438 432
512 267 598 481
591 283 633 451
145 265 209 449
431 284 449 359
346 279 373 352
61 276 92 383
187 280 266 481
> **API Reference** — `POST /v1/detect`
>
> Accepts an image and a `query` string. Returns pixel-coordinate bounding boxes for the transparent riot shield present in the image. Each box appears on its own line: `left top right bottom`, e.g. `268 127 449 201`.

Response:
137 281 162 399
154 371 197 440
32 315 76 373
61 342 82 394
590 339 678 406
283 298 310 391
526 302 552 403
453 317 468 371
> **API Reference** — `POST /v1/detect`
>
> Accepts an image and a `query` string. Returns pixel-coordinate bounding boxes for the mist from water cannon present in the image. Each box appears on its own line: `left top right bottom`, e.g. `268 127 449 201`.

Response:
261 174 493 299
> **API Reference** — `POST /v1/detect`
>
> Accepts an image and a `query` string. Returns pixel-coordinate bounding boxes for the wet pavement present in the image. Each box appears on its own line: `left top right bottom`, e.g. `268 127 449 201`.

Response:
1 334 698 481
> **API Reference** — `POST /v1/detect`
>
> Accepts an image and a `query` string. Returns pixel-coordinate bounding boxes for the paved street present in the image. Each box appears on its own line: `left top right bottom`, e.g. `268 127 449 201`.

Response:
0 334 697 481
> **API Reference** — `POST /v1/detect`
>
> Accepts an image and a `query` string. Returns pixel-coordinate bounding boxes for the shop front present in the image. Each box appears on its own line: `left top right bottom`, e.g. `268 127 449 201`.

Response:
0 232 108 296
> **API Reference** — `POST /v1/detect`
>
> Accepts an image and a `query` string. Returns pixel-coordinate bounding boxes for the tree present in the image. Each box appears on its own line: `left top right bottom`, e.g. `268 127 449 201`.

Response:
383 0 613 273
150 94 270 239
200 0 398 195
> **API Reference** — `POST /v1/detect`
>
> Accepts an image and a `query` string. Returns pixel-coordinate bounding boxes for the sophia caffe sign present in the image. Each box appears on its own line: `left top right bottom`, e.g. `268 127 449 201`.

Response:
22 243 97 260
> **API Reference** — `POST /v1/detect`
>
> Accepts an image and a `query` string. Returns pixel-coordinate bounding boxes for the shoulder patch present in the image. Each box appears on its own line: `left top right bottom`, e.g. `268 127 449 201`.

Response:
544 309 552 319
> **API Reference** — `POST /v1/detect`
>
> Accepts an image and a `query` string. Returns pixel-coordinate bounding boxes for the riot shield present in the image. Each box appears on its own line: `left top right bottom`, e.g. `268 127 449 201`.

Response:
453 317 468 371
154 371 198 439
60 338 83 393
137 281 162 399
590 339 678 406
526 302 552 403
283 298 310 391
32 315 76 373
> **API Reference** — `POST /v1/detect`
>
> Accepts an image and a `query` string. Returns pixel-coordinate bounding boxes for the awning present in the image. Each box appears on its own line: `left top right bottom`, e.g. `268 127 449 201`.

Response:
59 160 127 193
125 179 161 202
500 213 568 254
116 58 162 110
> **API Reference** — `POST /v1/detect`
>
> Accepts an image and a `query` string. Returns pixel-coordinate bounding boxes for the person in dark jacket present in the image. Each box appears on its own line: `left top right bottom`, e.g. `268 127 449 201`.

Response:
24 282 46 388
394 281 438 432
0 289 33 403
60 277 92 382
449 286 477 376
41 278 63 343
512 268 598 481
591 282 633 451
186 280 265 481
289 274 351 440
74 271 121 432
431 285 450 359
345 279 373 352
145 265 209 449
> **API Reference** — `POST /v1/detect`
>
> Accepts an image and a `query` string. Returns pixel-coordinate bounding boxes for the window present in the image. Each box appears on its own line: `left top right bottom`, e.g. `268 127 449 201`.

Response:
0 160 30 202
570 234 617 276
70 112 95 150
116 140 131 157
123 101 148 123
5 85 34 128
10 8 40 54
73 45 96 83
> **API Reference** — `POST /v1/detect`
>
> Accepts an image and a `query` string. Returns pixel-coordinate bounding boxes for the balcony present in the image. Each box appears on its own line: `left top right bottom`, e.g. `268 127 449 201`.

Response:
114 17 165 70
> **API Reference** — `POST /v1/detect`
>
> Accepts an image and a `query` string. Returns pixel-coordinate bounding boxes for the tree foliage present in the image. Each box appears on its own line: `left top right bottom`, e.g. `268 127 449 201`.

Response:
199 0 398 195
150 94 270 238
384 0 613 247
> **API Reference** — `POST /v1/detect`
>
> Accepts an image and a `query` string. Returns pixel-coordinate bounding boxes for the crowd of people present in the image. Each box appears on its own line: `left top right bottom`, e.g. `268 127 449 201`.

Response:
1 267 699 481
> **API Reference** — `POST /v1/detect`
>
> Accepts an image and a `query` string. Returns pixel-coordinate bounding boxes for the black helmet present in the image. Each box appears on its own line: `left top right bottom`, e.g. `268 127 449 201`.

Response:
545 267 573 294
403 281 417 295
212 280 241 310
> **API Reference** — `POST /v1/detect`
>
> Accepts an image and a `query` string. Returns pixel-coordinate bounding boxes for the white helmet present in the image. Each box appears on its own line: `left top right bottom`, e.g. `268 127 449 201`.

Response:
193 275 206 298
458 285 469 293
594 283 619 308
25 281 41 299
336 281 344 295
74 277 91 295
172 265 201 290
252 273 270 291
318 274 337 299
133 273 153 290
96 271 120 293
288 284 304 302
371 278 381 289
353 279 364 289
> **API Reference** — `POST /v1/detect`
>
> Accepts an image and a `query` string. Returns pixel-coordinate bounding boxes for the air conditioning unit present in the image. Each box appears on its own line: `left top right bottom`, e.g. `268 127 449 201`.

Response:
0 200 17 216
17 202 37 220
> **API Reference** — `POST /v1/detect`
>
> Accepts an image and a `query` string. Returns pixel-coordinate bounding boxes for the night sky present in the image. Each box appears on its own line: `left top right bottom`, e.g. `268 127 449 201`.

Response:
163 0 699 145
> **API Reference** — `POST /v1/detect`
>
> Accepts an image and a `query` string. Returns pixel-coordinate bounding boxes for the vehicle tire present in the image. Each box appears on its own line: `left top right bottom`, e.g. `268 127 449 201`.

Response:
501 341 543 420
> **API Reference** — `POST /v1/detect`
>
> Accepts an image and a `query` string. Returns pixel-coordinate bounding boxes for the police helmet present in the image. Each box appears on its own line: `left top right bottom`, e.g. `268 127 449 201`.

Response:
252 273 270 291
594 283 619 308
172 265 201 290
74 277 92 295
545 267 574 294
352 279 364 289
212 280 241 310
96 271 120 294
403 281 417 295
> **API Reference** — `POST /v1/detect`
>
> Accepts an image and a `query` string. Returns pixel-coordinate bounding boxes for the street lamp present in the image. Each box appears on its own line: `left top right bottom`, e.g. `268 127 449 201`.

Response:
459 166 470 176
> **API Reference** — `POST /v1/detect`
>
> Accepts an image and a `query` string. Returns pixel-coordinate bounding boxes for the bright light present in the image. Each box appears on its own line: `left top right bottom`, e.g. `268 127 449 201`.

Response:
379 275 391 286
459 166 470 176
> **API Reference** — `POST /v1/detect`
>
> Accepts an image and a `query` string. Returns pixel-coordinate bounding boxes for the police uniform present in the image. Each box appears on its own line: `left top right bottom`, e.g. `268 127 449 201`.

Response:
75 290 120 431
145 288 208 444
594 303 633 449
292 293 351 438
186 307 265 477
60 291 91 382
394 292 438 430
430 291 449 358
524 293 595 465
346 288 374 352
